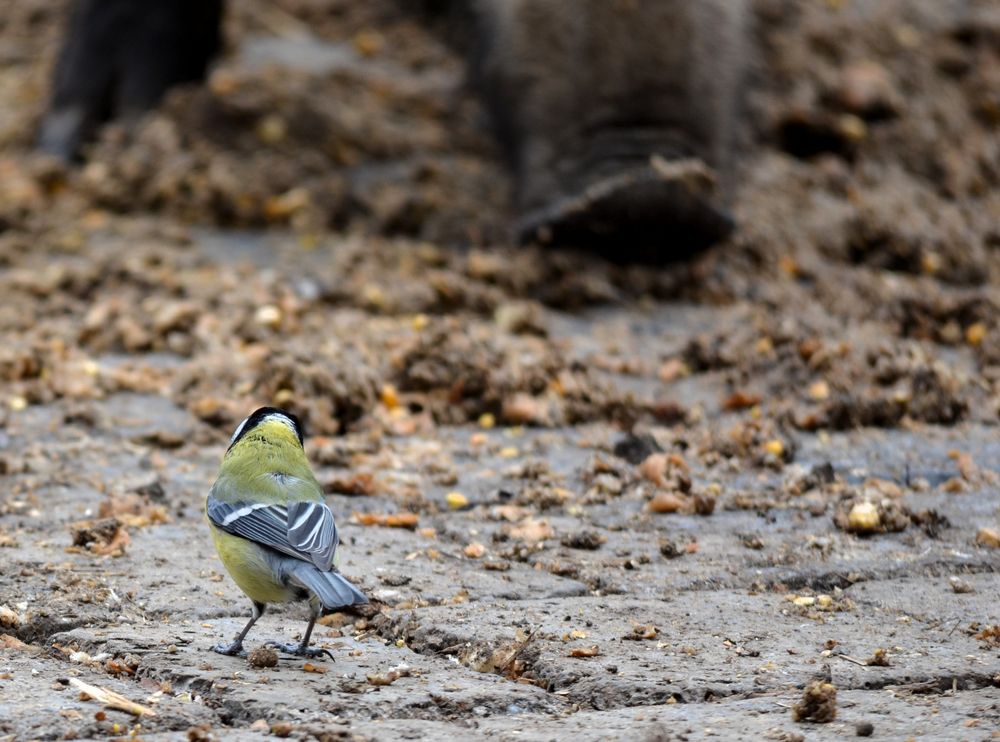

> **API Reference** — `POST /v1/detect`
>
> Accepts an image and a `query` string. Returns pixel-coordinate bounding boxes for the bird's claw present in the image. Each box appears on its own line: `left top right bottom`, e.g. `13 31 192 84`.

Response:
212 641 246 657
266 641 333 659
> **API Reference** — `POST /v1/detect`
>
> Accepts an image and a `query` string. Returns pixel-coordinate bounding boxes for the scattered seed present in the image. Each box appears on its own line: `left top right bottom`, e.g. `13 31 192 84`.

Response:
446 492 469 510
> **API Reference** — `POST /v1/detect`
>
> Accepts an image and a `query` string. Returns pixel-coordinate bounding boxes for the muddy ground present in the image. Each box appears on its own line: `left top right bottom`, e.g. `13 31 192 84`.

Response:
1 0 1000 739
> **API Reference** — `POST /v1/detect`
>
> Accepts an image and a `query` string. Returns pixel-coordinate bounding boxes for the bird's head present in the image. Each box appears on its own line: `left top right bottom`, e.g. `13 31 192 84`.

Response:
224 407 306 463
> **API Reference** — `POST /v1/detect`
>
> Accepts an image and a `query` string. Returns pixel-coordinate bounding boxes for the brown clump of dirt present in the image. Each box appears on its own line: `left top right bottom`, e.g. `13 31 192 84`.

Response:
247 646 279 668
560 530 606 551
833 496 912 536
792 680 837 723
70 518 126 551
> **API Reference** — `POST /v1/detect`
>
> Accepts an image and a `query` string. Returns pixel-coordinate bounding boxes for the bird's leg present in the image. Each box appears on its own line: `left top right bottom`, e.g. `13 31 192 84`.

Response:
268 602 333 659
213 601 265 656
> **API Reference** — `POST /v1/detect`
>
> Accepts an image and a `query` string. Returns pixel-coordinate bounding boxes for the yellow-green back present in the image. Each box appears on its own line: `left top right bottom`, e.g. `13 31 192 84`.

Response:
216 417 321 504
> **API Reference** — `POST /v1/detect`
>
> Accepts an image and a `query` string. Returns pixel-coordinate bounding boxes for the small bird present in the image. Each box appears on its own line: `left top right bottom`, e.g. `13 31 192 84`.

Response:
205 407 366 657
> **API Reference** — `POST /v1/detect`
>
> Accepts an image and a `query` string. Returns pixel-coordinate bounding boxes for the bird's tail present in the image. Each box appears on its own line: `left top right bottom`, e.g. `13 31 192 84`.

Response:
289 563 368 609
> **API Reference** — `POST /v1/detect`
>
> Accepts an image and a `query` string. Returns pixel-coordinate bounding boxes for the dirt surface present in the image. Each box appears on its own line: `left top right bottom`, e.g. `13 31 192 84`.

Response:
1 0 1000 739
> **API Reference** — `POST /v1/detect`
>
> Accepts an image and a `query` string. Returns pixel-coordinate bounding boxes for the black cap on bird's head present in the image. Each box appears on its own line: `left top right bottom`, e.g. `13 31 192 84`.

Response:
228 407 304 450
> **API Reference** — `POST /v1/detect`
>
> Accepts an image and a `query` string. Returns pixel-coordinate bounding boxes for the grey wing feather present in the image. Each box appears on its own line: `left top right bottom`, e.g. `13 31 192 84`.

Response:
287 501 338 570
206 497 295 556
207 490 338 571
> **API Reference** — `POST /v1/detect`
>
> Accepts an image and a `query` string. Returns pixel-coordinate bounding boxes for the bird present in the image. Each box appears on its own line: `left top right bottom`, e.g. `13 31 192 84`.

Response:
205 406 366 657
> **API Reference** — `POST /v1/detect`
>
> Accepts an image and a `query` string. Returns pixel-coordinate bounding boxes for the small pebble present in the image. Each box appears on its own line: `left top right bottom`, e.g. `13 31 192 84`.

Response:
649 492 687 514
949 576 975 594
975 527 1000 549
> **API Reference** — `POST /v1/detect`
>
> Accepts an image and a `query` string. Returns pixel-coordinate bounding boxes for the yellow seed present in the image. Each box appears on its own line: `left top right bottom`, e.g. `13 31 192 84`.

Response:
777 255 799 277
381 384 400 410
848 501 881 532
808 380 830 401
254 305 282 329
499 446 519 458
445 492 469 510
256 114 287 144
478 413 496 429
921 252 942 275
8 396 27 412
838 113 867 141
411 314 429 331
763 439 784 457
966 322 987 347
793 596 815 607
353 29 384 57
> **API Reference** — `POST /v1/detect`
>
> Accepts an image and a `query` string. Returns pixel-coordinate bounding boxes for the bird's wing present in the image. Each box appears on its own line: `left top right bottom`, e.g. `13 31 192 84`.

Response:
206 475 338 571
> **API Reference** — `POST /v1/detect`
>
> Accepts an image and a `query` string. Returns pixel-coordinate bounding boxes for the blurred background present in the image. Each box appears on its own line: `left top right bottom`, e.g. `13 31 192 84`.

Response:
2 2 1000 738
0 0 996 437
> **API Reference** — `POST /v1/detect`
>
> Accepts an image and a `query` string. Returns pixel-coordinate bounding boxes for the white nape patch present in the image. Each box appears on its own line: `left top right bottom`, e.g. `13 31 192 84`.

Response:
229 415 251 445
261 412 298 436
221 501 273 526
230 410 300 446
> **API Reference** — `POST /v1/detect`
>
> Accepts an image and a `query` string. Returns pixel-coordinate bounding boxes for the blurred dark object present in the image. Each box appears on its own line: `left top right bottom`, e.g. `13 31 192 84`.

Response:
38 0 223 161
471 0 746 262
37 0 746 261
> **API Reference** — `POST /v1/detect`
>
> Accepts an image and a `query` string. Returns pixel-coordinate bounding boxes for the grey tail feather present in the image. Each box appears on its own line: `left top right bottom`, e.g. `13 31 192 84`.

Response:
289 563 368 608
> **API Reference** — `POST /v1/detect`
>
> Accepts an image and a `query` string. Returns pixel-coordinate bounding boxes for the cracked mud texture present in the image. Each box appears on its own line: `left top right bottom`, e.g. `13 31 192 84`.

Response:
1 0 1000 740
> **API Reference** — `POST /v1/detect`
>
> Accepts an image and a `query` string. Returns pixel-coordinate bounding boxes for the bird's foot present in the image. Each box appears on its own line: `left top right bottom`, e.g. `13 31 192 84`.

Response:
266 641 333 659
212 640 246 657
